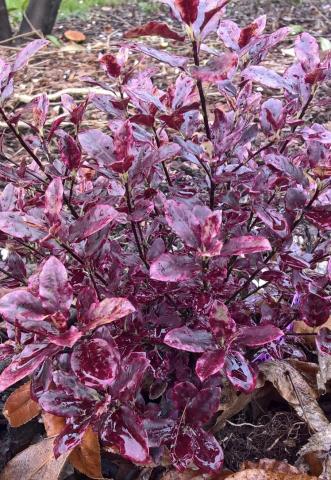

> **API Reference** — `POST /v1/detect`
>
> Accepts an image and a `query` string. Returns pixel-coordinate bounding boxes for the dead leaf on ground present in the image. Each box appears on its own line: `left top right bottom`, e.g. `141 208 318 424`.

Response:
259 360 329 433
299 423 331 479
3 382 41 427
69 426 103 479
240 459 301 473
316 353 331 393
225 469 317 479
0 437 70 480
42 412 66 437
293 315 331 349
161 470 232 479
64 30 86 43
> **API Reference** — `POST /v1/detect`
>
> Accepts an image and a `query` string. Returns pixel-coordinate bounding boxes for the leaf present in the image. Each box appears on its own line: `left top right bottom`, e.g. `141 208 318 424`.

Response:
57 130 81 170
186 387 221 425
69 426 103 479
100 405 149 463
87 297 136 331
0 289 46 323
64 30 86 43
259 360 329 432
191 53 238 82
45 178 63 224
131 43 188 69
0 212 47 241
112 120 135 173
150 253 199 282
295 32 320 71
235 324 284 347
99 53 122 78
226 469 317 479
69 204 119 242
225 352 257 393
39 256 72 314
174 0 199 25
3 382 40 427
299 424 331 479
71 337 120 388
220 236 272 256
13 39 48 72
78 129 115 166
125 21 185 41
164 326 215 353
0 343 60 392
299 293 330 327
42 412 66 437
209 300 236 339
0 436 70 480
242 66 293 92
196 350 226 382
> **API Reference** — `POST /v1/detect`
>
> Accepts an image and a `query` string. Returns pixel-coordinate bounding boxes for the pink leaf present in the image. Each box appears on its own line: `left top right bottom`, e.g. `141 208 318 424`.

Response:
196 350 225 381
150 253 198 282
69 204 119 242
235 324 284 347
39 256 73 314
86 297 136 331
45 178 63 224
220 236 272 256
164 326 215 353
13 39 48 72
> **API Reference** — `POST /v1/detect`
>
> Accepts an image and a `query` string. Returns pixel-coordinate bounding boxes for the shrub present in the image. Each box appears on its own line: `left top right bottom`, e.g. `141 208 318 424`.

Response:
0 0 330 474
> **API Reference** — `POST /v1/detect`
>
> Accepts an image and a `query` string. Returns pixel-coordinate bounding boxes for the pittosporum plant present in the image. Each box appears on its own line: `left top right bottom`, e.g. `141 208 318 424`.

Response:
0 0 330 475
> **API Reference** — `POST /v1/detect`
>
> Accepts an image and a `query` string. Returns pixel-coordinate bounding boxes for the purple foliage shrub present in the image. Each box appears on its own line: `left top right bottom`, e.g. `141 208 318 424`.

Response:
0 0 330 473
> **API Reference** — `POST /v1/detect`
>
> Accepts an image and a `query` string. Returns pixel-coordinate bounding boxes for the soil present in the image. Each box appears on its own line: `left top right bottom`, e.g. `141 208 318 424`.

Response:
0 0 330 478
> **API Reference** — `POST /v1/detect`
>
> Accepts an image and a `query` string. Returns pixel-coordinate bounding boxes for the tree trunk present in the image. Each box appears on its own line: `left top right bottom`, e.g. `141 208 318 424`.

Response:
0 0 12 41
19 0 62 36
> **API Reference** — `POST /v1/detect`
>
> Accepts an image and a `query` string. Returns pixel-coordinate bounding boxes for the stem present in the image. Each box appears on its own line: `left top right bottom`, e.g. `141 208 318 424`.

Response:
0 266 27 285
125 181 149 268
191 40 216 210
0 107 45 172
280 92 314 154
153 127 172 186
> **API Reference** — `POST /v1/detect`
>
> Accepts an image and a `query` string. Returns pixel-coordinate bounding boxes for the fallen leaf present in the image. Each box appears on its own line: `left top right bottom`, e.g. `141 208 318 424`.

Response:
240 459 301 473
0 437 70 480
64 30 86 43
161 470 232 479
42 412 65 437
299 423 331 479
259 360 329 433
4 382 41 427
226 469 317 479
69 426 103 479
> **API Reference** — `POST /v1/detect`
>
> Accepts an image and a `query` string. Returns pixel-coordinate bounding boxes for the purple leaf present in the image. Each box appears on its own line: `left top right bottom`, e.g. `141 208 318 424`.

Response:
131 43 188 69
99 53 122 78
295 32 320 71
78 129 115 166
191 427 224 473
45 178 63 224
186 387 221 425
316 328 331 356
191 53 238 82
196 349 225 382
164 326 216 353
54 418 91 458
242 66 293 92
0 343 59 392
255 206 290 239
112 120 135 173
0 289 46 323
220 236 272 256
71 337 120 388
300 293 330 327
100 406 149 463
39 256 73 314
56 130 81 170
150 253 199 282
0 212 47 241
86 297 136 331
260 98 286 135
235 324 284 347
112 352 150 401
13 39 48 72
224 351 257 393
208 300 236 339
69 204 119 242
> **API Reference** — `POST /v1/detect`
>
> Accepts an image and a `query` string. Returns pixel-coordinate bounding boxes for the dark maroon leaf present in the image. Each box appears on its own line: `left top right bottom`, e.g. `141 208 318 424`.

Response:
57 130 82 170
71 337 120 388
100 406 149 463
0 343 59 392
191 53 238 82
186 387 221 425
196 349 225 382
99 53 122 78
164 326 216 353
78 129 115 166
69 204 119 242
112 352 150 401
192 427 224 473
224 351 257 393
235 324 284 347
125 21 185 41
112 120 135 173
300 293 330 327
54 417 91 458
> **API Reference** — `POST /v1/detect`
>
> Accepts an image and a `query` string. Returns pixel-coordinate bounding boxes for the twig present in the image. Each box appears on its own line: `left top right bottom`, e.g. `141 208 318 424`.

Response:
125 181 149 268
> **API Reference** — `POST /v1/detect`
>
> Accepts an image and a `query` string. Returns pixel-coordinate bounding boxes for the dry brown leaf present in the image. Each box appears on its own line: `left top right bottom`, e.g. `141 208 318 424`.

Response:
259 360 329 433
3 382 41 427
293 316 331 348
161 470 232 479
299 423 331 479
0 437 70 480
316 353 331 393
225 469 317 479
240 459 300 473
64 30 86 42
69 426 103 479
42 412 66 437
